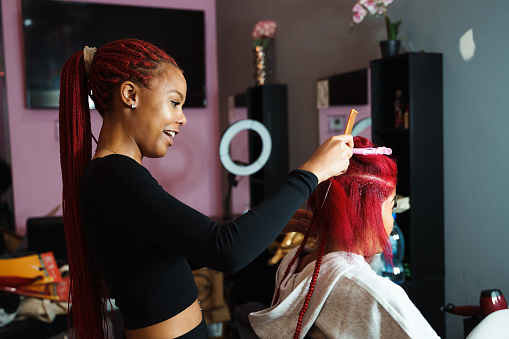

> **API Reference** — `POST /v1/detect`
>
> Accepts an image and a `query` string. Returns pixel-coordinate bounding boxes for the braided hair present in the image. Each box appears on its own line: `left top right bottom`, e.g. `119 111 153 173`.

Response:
59 39 178 338
272 136 397 338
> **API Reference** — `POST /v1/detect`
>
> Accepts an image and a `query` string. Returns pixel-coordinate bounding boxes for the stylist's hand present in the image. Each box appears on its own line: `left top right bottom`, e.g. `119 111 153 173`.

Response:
299 134 354 184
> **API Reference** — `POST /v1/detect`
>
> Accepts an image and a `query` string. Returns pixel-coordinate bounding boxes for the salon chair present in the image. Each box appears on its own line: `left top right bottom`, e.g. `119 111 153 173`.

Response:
465 309 509 339
234 302 266 339
27 216 67 265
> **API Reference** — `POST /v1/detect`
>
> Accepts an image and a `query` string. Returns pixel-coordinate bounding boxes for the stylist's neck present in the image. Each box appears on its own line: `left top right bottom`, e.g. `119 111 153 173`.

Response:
96 114 143 164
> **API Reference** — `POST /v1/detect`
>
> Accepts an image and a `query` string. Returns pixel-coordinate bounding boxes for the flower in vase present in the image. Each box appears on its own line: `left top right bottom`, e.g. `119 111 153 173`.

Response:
350 0 402 41
252 20 277 48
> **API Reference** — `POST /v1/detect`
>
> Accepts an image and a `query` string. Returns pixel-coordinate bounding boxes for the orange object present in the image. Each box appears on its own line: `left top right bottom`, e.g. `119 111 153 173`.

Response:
344 109 359 134
0 252 69 301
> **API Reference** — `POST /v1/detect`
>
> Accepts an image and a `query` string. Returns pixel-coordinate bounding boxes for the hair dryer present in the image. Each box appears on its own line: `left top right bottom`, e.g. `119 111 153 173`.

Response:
442 289 508 318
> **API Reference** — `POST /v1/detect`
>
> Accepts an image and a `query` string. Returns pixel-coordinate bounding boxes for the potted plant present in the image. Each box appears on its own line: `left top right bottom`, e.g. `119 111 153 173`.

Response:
350 0 402 57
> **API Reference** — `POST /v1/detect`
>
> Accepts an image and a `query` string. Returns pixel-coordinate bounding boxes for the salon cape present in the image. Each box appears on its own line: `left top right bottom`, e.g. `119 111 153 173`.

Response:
249 247 440 339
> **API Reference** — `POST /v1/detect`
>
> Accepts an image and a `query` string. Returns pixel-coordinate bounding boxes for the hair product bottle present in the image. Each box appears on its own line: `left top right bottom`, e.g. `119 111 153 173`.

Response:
382 213 405 284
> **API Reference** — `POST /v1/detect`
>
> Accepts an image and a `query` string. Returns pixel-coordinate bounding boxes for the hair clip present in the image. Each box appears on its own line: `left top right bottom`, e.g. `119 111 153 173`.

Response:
352 147 392 155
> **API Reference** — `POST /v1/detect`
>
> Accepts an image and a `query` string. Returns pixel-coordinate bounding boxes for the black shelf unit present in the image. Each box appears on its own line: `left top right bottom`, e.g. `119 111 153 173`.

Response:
246 84 289 207
370 52 445 336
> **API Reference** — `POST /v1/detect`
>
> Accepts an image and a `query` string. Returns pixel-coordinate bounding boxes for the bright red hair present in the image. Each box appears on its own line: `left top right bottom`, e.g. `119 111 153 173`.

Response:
272 136 398 338
59 39 178 338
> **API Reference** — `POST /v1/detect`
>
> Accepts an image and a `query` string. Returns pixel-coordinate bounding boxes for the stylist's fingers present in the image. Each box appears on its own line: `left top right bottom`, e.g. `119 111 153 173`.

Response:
342 134 354 149
331 134 354 176
299 134 354 184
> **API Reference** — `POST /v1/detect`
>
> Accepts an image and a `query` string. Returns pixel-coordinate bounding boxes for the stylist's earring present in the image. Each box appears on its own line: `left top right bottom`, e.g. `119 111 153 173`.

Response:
131 104 136 109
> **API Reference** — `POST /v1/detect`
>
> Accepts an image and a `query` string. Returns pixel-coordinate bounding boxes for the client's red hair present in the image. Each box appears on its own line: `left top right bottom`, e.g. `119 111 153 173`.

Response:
59 39 177 338
272 136 397 338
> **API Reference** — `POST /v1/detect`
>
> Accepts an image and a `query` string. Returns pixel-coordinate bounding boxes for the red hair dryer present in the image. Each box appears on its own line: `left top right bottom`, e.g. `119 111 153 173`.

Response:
442 289 508 318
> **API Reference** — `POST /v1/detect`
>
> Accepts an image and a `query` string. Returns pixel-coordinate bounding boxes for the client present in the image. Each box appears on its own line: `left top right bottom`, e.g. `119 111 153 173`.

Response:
249 136 440 339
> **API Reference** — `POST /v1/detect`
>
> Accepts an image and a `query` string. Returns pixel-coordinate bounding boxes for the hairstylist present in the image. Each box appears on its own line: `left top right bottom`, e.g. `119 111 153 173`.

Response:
58 39 353 339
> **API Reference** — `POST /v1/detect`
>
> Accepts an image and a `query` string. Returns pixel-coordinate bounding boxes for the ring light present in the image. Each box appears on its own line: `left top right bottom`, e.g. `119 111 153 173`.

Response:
352 117 372 136
219 119 272 176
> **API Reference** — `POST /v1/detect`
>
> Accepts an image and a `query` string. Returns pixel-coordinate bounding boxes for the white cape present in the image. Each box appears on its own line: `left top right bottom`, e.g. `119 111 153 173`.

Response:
249 247 440 339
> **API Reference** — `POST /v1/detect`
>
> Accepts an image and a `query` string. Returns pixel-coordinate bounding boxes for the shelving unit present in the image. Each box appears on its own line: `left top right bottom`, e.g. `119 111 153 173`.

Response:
370 52 444 336
246 84 289 207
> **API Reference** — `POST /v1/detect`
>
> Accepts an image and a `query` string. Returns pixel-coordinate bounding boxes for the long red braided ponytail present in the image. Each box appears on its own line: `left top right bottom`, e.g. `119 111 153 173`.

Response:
59 39 178 338
272 136 397 338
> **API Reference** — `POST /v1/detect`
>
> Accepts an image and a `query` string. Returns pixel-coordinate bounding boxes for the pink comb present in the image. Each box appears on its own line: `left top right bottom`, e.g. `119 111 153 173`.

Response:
352 147 392 155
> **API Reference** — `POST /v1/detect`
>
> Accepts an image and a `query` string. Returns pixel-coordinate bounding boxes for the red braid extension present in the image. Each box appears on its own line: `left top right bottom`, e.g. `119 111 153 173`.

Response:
293 224 329 339
59 51 109 339
59 39 178 338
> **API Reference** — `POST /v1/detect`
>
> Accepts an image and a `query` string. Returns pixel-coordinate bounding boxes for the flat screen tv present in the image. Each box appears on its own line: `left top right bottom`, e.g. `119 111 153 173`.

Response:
21 0 206 109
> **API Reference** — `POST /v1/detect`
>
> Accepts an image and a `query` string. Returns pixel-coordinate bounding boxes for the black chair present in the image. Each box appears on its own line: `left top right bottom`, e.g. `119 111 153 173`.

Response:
233 302 267 339
27 216 67 265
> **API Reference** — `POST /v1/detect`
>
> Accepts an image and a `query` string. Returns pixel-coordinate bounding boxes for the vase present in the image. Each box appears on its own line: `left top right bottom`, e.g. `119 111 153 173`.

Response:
379 40 401 58
253 45 272 86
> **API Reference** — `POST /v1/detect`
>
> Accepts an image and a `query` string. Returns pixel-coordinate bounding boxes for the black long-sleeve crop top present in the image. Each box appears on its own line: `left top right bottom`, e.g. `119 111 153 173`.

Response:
79 154 317 330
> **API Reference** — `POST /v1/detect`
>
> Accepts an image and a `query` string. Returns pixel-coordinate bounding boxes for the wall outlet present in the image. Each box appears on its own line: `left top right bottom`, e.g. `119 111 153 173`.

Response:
328 115 345 131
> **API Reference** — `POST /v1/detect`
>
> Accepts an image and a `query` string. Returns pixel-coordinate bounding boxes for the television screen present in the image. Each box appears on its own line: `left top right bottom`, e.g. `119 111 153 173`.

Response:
21 0 206 109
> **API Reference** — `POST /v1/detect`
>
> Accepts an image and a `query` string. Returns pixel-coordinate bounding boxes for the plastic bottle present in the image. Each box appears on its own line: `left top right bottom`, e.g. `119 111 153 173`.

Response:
242 203 250 214
393 90 404 128
381 213 405 284
403 104 409 129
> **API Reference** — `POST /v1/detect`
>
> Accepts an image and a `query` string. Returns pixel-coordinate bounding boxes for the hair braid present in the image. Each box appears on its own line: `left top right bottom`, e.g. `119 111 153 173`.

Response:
293 224 328 339
59 51 110 338
58 38 178 338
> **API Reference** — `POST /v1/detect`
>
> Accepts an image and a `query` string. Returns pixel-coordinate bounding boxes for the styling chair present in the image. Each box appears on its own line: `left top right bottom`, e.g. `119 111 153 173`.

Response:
27 216 67 265
233 302 267 339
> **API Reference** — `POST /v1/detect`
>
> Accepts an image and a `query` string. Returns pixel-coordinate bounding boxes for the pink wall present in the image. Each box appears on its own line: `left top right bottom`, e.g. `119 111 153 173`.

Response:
1 0 220 234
